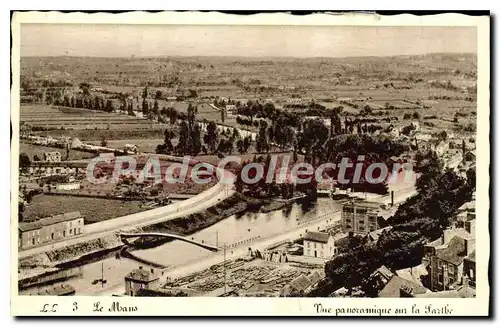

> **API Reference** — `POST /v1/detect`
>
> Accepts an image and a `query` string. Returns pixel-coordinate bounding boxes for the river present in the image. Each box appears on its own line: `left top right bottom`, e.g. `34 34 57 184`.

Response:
21 198 339 295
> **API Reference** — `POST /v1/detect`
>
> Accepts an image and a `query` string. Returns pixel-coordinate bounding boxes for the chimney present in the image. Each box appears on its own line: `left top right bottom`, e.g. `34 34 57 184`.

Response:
391 191 394 206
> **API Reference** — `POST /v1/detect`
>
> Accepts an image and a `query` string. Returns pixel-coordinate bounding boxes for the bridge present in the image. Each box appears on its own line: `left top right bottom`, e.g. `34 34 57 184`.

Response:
117 232 219 252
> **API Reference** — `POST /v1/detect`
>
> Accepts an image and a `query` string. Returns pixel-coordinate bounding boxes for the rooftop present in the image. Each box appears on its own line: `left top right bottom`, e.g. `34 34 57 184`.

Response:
378 276 429 298
19 211 82 232
304 231 331 244
371 265 394 280
125 267 159 282
465 250 476 263
290 274 312 292
435 236 469 265
395 264 428 287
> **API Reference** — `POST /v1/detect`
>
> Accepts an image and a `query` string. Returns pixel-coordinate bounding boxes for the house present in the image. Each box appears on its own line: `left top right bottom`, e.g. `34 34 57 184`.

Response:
429 233 475 291
125 267 160 296
463 250 476 287
423 226 475 264
280 271 323 297
303 231 335 259
18 211 84 249
43 151 62 162
464 150 476 162
124 144 139 154
455 200 475 228
378 275 429 298
56 181 81 191
225 104 236 112
395 264 428 287
369 265 394 286
364 226 393 244
286 98 302 105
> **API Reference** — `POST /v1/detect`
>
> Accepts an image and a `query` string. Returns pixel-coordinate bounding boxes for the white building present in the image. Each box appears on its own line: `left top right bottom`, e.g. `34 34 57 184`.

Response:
56 181 81 191
303 231 336 259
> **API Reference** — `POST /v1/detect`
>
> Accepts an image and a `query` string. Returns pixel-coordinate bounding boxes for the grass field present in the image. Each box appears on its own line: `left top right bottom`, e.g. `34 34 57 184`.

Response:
20 105 166 130
20 142 96 161
23 194 149 224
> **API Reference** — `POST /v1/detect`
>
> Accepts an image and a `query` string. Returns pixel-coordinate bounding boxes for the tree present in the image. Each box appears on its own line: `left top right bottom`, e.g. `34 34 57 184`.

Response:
19 153 31 172
152 99 159 115
79 82 91 96
142 98 149 115
256 121 269 153
203 121 218 154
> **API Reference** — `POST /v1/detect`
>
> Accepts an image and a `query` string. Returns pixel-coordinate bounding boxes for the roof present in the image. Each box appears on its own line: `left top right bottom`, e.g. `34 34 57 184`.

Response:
378 276 428 298
343 201 382 210
19 211 82 232
366 226 393 242
459 201 475 212
465 250 476 263
371 265 394 280
395 264 428 287
435 236 468 265
377 206 398 221
290 274 312 292
125 268 159 282
304 231 331 244
307 271 322 285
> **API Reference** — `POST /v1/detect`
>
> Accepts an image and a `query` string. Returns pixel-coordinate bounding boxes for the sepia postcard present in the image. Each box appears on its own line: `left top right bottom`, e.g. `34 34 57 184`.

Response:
10 11 490 316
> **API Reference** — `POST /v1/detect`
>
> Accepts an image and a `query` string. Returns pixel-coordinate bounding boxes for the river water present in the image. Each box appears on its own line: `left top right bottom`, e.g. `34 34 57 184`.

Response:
22 198 339 295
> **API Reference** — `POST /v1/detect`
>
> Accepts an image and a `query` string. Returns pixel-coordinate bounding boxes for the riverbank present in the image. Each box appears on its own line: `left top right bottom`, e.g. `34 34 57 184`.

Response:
18 192 249 282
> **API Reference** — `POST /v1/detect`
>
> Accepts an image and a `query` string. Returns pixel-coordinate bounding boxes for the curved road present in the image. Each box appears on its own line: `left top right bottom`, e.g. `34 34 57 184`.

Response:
18 160 235 259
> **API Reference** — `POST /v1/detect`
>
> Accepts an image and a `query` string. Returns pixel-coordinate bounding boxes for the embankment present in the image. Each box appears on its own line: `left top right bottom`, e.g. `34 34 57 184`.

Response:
18 193 249 283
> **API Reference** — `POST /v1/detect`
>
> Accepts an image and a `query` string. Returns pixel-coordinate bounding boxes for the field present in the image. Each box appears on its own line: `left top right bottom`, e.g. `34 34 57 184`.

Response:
20 54 477 142
20 105 167 130
20 142 96 161
22 194 149 224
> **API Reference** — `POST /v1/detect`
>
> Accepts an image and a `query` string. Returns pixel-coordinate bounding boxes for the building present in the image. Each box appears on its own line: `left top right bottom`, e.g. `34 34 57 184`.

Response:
43 151 62 162
463 250 476 287
378 275 429 298
428 231 475 292
56 181 81 191
280 271 323 297
369 265 394 287
286 98 302 105
225 104 236 113
303 231 335 259
124 144 139 154
364 226 393 244
455 200 476 228
125 267 160 296
395 264 428 287
341 201 391 235
18 211 84 249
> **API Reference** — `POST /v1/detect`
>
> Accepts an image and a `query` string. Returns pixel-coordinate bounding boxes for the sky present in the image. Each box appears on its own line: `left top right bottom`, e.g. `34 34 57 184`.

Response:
20 24 477 58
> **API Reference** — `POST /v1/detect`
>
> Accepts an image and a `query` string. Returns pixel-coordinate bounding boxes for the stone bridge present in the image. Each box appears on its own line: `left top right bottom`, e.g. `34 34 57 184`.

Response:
117 232 219 252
